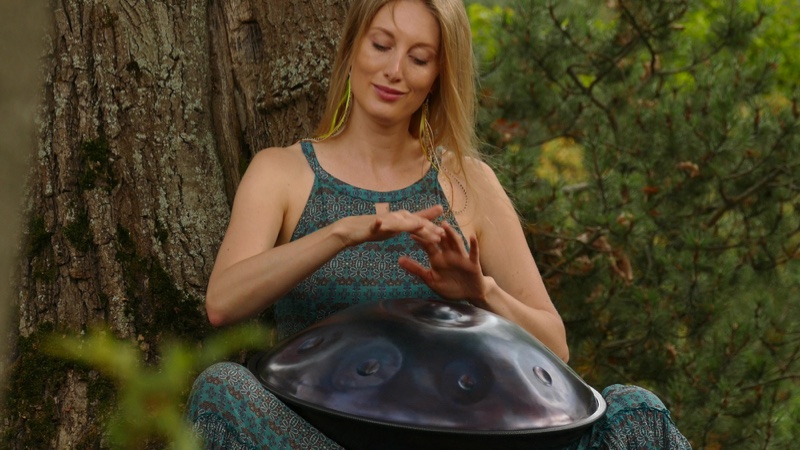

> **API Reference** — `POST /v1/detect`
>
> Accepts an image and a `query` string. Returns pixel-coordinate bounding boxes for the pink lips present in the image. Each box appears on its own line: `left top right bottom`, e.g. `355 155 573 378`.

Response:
373 84 406 101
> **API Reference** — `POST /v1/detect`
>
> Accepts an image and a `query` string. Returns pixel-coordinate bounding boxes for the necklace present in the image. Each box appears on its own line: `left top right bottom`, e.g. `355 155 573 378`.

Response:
445 169 468 214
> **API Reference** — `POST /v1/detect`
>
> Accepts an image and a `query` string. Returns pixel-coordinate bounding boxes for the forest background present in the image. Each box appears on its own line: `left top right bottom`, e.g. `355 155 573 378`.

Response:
1 0 798 449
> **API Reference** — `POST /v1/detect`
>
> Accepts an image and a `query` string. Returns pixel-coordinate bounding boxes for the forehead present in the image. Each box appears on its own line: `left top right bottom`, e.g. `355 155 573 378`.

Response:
369 1 440 49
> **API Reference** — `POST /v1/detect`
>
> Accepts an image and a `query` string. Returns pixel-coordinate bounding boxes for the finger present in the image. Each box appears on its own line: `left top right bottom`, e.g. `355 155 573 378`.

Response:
440 222 467 255
414 204 445 221
371 217 383 233
376 212 434 238
398 256 433 282
410 234 442 255
402 216 441 241
410 225 445 244
469 234 480 264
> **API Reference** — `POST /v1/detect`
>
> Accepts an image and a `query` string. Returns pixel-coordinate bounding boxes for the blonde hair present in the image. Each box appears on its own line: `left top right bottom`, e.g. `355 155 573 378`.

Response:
315 0 480 175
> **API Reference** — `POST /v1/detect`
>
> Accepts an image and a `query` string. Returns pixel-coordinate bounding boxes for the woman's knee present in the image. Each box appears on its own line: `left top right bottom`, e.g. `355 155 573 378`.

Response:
602 384 669 415
188 363 257 416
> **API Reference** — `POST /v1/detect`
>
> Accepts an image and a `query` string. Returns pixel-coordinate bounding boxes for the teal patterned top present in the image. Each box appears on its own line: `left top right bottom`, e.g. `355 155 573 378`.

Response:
273 141 463 340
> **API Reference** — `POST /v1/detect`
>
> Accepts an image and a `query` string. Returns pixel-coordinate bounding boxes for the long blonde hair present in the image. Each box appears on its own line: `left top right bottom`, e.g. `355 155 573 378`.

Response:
315 0 480 176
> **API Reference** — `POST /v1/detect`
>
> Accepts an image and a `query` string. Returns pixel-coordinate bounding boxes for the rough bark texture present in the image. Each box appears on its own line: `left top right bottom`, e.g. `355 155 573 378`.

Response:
3 0 349 448
209 0 347 201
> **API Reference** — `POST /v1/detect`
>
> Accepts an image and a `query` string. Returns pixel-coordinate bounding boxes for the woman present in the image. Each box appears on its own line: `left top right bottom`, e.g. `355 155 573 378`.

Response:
188 1 691 448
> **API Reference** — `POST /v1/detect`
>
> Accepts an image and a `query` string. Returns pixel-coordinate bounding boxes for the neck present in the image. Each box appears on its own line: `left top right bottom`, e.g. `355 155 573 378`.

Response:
334 110 421 167
316 109 431 191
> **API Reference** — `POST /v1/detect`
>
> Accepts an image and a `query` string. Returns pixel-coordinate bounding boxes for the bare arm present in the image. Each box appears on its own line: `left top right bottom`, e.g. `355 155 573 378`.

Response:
205 147 446 327
399 160 569 361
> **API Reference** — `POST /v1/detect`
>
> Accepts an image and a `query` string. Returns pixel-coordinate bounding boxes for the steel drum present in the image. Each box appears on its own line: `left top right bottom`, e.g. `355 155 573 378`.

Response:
248 299 606 450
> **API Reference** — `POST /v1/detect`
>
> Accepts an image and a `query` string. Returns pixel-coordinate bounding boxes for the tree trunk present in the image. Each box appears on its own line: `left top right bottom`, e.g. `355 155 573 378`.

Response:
209 0 347 200
3 0 348 448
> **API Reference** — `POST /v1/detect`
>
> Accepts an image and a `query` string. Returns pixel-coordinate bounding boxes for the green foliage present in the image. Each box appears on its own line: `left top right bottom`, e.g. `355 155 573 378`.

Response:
45 324 271 449
471 0 799 448
468 3 513 66
4 326 116 449
4 324 72 448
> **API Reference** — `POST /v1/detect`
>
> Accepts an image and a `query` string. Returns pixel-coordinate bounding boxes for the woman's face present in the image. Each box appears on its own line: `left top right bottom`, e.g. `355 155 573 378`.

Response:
350 0 440 128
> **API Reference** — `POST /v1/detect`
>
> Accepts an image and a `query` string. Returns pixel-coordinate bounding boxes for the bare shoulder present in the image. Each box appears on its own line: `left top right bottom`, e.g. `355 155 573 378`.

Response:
240 143 309 188
454 155 509 205
441 151 501 188
461 156 517 230
466 156 501 184
246 142 308 177
439 151 514 236
233 142 312 209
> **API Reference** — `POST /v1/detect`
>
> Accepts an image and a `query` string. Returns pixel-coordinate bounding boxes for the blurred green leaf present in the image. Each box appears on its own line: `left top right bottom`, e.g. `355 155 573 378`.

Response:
45 324 271 449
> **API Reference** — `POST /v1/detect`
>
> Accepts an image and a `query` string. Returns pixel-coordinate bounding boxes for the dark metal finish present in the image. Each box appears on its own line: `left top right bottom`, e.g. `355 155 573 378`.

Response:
248 299 606 449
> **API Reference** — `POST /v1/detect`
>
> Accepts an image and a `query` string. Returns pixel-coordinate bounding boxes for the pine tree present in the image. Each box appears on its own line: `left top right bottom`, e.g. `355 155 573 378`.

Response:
472 0 800 447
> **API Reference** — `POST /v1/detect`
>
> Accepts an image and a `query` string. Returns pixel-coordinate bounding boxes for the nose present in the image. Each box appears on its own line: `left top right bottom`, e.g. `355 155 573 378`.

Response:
383 52 403 81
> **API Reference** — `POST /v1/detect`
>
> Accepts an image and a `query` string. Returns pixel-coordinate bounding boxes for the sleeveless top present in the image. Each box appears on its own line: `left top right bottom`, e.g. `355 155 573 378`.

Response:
273 141 464 340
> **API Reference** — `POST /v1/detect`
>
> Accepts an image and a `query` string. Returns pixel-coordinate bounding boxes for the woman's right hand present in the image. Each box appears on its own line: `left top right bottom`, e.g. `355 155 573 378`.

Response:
334 205 446 248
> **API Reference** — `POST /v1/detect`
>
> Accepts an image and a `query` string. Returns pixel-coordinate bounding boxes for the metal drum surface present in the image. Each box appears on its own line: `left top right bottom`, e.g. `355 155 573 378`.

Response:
248 299 606 450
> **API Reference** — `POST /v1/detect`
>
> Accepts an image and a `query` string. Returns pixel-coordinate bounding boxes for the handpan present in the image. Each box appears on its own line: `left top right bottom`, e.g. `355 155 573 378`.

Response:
247 299 606 450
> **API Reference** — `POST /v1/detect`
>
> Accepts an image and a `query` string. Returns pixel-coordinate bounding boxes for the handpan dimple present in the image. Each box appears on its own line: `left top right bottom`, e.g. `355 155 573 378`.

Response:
357 359 381 376
534 366 553 386
439 358 493 405
408 300 481 328
422 303 462 322
329 339 402 390
297 335 324 353
458 374 475 390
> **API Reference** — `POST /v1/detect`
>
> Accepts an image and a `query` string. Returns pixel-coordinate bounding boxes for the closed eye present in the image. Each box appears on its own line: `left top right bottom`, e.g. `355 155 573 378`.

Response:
411 57 429 66
372 42 390 52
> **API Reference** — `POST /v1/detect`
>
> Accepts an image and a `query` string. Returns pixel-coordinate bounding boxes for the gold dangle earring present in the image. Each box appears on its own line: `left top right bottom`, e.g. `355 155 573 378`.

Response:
318 76 352 140
419 97 438 170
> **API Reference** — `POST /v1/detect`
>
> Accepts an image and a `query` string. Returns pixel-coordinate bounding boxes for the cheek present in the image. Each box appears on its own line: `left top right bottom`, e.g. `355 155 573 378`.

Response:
350 57 379 91
409 66 439 93
353 41 380 73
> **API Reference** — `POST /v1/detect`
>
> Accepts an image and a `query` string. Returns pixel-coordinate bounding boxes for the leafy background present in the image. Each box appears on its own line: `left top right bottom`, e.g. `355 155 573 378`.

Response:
470 0 799 448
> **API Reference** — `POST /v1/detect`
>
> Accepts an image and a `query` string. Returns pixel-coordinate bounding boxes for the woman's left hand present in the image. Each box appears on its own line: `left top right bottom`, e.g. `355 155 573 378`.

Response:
399 222 488 307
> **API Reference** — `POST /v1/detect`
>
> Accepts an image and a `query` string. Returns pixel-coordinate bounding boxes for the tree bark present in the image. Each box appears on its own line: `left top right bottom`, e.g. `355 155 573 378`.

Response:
209 0 347 200
3 0 348 447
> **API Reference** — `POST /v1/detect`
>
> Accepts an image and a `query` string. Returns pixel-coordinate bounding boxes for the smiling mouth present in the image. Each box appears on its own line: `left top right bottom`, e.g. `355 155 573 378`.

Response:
374 84 407 98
